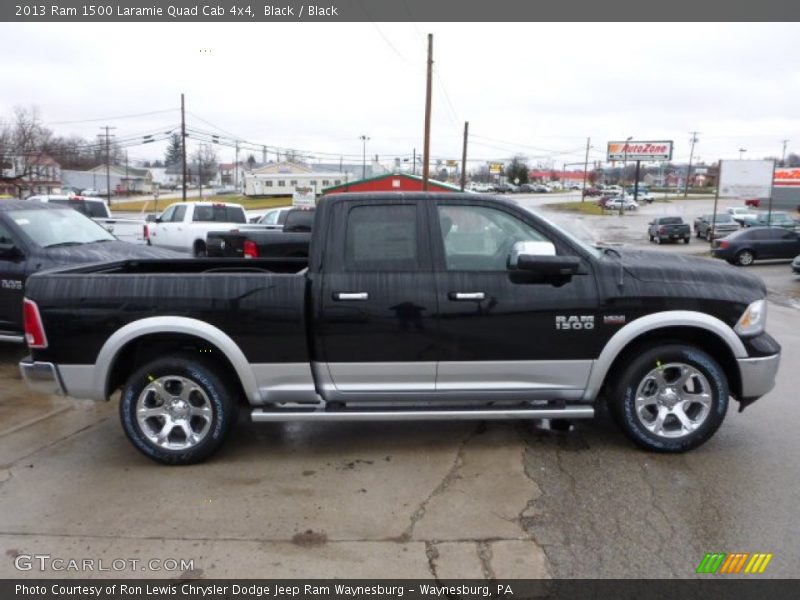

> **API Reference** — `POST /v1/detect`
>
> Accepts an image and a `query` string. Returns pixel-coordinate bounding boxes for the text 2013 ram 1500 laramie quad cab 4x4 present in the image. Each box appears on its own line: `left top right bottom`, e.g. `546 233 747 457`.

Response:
19 193 781 464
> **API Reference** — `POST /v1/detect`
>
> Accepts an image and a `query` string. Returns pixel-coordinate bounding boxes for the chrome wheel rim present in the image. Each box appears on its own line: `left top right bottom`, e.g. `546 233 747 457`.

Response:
634 363 712 439
739 252 753 265
136 375 213 450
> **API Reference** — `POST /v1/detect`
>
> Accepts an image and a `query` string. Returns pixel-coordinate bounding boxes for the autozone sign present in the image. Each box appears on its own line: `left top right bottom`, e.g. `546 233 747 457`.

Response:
607 140 673 161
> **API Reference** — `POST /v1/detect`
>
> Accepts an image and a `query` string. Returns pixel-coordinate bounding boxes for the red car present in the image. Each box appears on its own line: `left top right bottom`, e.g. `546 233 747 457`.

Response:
744 198 761 208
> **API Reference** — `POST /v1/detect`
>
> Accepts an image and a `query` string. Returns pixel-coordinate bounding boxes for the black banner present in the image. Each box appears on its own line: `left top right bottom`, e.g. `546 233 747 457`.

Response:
3 0 800 22
3 580 800 600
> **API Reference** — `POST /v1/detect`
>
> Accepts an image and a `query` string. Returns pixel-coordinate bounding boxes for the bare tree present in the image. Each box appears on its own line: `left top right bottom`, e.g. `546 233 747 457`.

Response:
191 144 218 185
0 107 51 196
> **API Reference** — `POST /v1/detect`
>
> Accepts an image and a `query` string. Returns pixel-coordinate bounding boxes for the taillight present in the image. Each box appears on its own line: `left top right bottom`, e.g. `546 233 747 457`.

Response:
719 240 729 249
243 240 258 259
143 224 149 240
659 227 667 234
23 299 48 349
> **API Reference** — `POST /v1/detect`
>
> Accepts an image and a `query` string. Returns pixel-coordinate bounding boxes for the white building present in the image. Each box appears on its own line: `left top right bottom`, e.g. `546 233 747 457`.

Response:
243 161 348 197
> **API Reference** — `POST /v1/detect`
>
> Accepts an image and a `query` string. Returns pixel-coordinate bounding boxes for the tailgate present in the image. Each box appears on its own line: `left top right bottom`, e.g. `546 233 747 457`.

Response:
206 232 245 257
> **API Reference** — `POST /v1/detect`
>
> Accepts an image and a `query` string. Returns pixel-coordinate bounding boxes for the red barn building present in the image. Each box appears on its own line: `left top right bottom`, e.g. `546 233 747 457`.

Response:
322 173 460 195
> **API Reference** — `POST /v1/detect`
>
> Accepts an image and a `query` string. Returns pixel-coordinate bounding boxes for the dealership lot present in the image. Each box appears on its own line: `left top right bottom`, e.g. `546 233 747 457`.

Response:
0 198 798 579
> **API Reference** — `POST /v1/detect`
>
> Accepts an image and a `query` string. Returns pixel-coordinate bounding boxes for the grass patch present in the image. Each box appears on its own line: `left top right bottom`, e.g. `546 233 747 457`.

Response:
111 195 292 213
548 201 607 215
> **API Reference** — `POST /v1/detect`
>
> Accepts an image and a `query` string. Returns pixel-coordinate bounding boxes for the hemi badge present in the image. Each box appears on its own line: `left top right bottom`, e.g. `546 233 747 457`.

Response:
604 315 626 325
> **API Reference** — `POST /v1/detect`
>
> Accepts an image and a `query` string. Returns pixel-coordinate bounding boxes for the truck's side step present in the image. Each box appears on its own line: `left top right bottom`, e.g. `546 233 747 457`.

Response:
251 406 594 422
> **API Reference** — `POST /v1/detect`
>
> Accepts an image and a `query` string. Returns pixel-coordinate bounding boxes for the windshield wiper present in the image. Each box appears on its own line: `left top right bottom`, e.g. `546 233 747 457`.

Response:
87 239 114 244
44 241 83 248
601 246 622 258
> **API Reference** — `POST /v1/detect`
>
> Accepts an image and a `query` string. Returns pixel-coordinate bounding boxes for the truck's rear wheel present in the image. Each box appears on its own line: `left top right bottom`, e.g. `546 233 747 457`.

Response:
608 344 728 452
119 355 238 464
194 241 207 257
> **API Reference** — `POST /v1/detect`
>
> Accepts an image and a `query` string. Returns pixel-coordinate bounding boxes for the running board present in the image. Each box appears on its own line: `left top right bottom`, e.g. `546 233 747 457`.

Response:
251 406 594 422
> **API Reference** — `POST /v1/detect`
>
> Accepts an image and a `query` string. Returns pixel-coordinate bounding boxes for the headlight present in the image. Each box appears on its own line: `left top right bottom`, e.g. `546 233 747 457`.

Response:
735 299 767 337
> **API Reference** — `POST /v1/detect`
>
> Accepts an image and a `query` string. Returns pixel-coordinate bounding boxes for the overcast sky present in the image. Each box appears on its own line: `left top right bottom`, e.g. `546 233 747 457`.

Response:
2 22 799 169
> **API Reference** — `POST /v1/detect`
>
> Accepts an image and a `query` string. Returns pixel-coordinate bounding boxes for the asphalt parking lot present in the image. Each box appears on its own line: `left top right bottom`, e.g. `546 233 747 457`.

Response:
0 197 798 579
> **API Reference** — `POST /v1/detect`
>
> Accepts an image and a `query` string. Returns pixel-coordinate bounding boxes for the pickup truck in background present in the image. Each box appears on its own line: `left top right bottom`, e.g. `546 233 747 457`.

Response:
693 213 740 241
207 207 314 258
25 195 146 244
648 216 691 244
20 193 780 464
145 201 248 256
0 201 177 343
727 206 758 227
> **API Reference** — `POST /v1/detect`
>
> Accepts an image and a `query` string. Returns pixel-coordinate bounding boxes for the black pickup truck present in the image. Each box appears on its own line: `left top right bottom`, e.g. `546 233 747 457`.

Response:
19 193 780 464
206 208 314 258
648 216 691 244
0 201 176 343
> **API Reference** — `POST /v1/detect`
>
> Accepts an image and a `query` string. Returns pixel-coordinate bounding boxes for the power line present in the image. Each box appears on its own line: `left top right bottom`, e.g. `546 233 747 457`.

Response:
46 108 178 125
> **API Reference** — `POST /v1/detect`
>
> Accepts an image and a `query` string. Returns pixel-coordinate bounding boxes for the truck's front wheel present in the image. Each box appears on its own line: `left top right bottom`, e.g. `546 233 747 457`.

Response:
608 344 728 452
119 355 238 464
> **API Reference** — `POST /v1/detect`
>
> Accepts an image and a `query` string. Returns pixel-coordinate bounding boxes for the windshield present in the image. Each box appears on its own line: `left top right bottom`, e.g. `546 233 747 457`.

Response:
529 209 603 258
192 205 246 223
714 214 734 223
9 208 115 247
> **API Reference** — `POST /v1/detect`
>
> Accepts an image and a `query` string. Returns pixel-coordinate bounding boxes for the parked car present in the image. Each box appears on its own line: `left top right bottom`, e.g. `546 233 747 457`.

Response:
648 216 691 244
604 196 639 211
744 198 761 208
494 183 517 194
519 183 537 193
0 201 177 343
693 213 740 241
467 182 494 193
712 227 800 266
81 189 101 197
19 193 780 463
207 207 314 258
251 206 294 227
744 211 798 230
601 185 623 196
792 254 800 275
727 207 758 227
24 195 146 244
145 201 248 256
583 187 604 197
630 189 655 204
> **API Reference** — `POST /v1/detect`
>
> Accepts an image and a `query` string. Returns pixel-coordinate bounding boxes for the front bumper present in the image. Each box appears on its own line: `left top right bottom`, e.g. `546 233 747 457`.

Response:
737 353 780 402
19 359 66 396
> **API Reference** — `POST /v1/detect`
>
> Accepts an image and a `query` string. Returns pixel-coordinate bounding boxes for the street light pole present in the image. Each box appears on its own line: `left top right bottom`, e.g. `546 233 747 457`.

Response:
739 148 747 160
359 135 370 179
619 136 632 217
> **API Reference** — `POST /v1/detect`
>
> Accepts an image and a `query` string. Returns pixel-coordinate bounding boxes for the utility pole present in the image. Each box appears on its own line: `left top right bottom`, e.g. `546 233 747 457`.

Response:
262 145 267 165
780 139 789 167
181 93 187 201
359 135 369 179
581 137 590 202
235 140 240 193
684 131 699 199
100 125 116 206
460 121 469 191
422 33 433 191
124 150 129 196
412 148 416 175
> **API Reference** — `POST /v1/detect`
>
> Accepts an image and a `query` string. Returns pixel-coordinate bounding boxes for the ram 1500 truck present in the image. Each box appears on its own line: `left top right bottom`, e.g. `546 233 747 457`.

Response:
648 216 691 244
19 193 781 464
145 201 247 256
206 207 314 258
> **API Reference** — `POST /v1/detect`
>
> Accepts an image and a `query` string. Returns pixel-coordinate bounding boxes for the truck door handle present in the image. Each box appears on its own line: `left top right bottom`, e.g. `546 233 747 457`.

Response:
449 292 486 301
333 292 369 301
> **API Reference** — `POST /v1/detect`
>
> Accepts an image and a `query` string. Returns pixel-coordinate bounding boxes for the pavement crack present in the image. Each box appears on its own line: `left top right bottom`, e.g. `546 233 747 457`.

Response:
424 541 441 581
399 424 479 541
476 541 496 580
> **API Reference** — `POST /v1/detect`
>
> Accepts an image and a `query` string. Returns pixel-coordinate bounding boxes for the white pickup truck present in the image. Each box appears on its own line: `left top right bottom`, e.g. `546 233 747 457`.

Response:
145 201 248 256
25 195 146 244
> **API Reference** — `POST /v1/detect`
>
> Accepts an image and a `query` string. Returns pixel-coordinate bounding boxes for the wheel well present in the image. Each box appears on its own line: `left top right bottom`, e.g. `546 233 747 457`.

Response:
194 239 206 250
601 326 742 400
105 333 247 403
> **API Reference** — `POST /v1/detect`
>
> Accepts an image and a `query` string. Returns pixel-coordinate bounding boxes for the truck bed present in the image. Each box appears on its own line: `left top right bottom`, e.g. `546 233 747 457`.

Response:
24 258 310 366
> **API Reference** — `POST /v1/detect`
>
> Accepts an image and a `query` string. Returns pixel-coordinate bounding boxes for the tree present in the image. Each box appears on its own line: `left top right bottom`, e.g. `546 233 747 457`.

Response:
505 155 529 185
247 154 256 169
191 144 218 185
785 153 800 168
164 133 183 166
0 107 52 196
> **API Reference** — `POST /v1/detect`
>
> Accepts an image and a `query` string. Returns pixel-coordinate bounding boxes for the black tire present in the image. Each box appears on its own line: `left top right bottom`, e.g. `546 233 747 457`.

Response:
648 233 654 242
608 344 729 453
655 236 662 245
684 237 690 244
119 354 239 465
736 249 755 266
194 241 207 257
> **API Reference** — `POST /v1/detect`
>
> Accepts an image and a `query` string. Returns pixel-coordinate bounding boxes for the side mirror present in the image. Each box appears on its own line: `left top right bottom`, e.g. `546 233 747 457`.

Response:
154 217 163 224
0 242 21 259
516 254 581 277
507 240 555 268
145 214 157 222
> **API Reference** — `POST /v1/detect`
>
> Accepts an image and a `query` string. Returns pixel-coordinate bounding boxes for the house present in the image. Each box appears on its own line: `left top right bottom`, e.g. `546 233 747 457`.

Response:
88 165 153 194
528 169 585 186
321 173 460 195
0 153 62 197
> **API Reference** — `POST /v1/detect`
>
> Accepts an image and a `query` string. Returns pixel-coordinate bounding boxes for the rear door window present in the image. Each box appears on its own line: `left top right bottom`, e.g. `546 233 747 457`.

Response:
344 204 419 271
192 205 246 223
85 201 109 218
